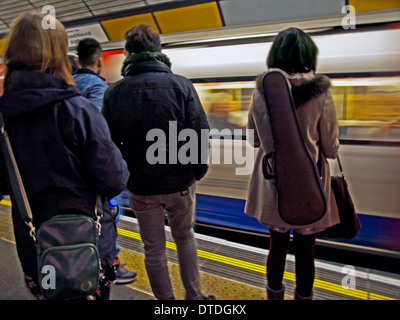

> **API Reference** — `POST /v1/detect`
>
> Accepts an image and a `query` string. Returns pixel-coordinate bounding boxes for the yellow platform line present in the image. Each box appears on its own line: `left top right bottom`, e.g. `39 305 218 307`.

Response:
126 284 155 298
117 227 397 300
0 199 12 207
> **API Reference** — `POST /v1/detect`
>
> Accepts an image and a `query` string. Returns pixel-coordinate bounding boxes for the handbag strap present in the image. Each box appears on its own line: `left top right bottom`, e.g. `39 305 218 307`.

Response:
0 112 36 239
336 155 344 177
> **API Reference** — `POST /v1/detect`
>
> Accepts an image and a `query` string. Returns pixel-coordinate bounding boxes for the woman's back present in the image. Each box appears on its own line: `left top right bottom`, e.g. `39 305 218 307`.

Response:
0 70 128 227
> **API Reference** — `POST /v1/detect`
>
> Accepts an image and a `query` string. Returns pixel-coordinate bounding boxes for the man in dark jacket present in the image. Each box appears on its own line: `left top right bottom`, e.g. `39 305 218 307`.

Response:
102 24 212 300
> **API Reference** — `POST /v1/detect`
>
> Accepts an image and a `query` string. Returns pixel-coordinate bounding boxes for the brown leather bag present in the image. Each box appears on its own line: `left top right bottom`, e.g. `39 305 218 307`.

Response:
319 157 361 239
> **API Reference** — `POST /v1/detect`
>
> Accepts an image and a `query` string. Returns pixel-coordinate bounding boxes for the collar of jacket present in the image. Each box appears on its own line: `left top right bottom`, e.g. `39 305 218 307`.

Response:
256 68 331 108
0 70 80 118
75 68 106 81
121 51 172 77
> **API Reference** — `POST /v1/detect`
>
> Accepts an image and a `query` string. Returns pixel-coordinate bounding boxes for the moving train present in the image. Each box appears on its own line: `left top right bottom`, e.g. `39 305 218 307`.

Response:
96 21 400 253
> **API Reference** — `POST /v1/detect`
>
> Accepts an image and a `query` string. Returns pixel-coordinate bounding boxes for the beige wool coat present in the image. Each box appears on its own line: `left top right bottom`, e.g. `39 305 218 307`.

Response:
245 70 340 231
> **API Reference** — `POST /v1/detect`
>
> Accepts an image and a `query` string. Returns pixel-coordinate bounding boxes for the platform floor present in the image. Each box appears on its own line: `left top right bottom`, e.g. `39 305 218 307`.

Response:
0 199 399 301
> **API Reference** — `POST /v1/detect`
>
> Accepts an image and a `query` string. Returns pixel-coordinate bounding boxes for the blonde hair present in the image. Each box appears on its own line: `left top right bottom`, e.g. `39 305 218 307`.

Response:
4 10 74 86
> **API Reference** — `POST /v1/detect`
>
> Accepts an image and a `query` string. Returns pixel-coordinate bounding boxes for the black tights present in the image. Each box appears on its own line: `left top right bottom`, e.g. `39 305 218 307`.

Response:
267 229 317 297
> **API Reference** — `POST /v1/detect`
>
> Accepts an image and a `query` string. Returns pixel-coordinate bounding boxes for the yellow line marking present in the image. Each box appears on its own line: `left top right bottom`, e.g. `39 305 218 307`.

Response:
0 237 15 245
117 227 398 300
0 199 12 207
117 228 141 241
126 284 155 298
197 249 266 274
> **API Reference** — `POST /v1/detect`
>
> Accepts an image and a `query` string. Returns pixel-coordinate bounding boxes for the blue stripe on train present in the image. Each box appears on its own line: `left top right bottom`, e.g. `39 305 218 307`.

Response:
195 193 400 252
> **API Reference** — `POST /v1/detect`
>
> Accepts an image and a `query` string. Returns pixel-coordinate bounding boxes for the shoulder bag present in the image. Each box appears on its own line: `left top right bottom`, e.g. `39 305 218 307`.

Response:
319 156 361 239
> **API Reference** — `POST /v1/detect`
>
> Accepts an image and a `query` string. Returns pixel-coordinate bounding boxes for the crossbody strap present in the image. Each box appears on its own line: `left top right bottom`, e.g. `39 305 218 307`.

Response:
335 155 345 179
0 112 36 239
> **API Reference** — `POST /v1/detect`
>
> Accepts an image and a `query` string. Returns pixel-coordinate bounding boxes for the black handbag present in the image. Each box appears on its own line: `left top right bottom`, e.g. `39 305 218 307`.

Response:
319 156 361 239
36 214 101 300
0 112 101 300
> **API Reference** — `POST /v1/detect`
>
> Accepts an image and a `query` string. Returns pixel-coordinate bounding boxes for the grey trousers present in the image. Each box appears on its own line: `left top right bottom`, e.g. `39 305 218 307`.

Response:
129 183 202 300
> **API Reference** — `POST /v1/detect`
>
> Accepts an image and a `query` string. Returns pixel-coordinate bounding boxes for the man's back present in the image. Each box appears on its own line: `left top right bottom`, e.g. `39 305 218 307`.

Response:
103 51 209 195
102 23 213 301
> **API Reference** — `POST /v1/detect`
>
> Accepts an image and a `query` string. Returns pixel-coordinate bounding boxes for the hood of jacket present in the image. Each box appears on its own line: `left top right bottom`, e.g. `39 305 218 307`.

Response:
0 70 80 118
256 69 331 108
121 51 172 77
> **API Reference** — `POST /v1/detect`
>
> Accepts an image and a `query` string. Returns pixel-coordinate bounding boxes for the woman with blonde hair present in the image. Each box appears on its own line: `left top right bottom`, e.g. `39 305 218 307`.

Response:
0 10 129 299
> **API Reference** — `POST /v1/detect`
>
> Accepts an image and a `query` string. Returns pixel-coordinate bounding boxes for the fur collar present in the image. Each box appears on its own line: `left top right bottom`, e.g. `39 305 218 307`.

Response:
256 71 331 108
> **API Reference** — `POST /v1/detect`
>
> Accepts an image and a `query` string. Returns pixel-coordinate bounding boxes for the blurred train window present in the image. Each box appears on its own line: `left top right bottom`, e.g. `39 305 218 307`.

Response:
195 77 400 142
331 77 400 142
194 82 254 132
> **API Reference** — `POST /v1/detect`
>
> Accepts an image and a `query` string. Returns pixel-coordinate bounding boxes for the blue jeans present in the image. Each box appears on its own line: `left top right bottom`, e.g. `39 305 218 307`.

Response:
129 183 202 300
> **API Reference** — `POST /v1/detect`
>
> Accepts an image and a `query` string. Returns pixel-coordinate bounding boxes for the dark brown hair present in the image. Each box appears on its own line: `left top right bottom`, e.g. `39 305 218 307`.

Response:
124 24 161 54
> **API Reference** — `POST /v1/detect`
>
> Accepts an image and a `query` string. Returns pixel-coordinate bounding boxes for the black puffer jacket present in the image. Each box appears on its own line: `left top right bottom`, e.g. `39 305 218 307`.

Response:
0 70 129 227
102 52 210 195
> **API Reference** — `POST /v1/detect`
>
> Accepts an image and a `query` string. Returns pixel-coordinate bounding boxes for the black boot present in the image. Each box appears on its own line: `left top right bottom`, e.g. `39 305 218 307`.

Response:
294 288 313 300
267 284 285 300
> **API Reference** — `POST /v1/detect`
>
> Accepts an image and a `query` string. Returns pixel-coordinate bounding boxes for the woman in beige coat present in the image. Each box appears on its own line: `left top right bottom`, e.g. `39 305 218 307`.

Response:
245 28 340 300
